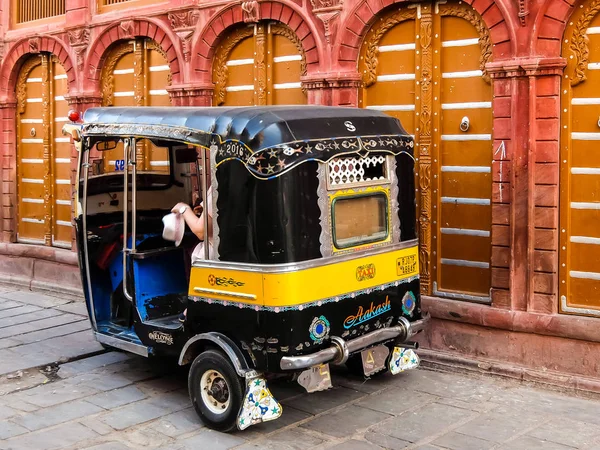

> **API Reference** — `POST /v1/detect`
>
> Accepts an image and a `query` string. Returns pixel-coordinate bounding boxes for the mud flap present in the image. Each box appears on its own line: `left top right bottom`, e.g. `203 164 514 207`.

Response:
237 372 283 431
298 363 333 393
389 347 420 375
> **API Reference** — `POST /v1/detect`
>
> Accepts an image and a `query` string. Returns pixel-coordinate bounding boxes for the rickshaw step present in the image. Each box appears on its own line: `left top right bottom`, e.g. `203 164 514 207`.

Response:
143 314 183 330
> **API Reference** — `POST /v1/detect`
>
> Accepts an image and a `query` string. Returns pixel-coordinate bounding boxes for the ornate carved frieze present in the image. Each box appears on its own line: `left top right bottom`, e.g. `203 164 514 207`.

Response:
120 20 135 38
67 28 90 72
213 27 254 105
310 0 344 44
517 0 529 26
570 0 600 86
361 9 417 87
241 1 260 23
168 9 201 62
438 4 491 83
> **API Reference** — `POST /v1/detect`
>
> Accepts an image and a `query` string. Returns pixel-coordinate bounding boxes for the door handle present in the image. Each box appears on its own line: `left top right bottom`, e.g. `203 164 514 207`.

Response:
460 116 470 132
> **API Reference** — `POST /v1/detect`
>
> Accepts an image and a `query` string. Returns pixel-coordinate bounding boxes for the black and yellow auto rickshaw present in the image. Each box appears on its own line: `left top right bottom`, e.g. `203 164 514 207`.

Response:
64 106 428 432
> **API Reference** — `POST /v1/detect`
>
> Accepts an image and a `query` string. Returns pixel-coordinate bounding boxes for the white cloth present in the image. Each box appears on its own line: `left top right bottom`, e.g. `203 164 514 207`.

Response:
191 190 213 262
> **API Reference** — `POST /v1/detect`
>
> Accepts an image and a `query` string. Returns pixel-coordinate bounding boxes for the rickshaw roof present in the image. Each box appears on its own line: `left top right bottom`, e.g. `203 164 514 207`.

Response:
82 106 414 180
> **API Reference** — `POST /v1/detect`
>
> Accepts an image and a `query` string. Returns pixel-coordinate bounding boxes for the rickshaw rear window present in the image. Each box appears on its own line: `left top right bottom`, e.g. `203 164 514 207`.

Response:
332 193 388 249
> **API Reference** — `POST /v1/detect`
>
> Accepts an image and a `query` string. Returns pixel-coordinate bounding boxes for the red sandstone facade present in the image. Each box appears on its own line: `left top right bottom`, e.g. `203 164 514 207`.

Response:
1 0 599 389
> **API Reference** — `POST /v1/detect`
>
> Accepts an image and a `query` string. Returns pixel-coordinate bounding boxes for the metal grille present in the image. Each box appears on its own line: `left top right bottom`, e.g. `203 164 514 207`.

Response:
102 0 133 4
17 0 65 23
328 155 387 187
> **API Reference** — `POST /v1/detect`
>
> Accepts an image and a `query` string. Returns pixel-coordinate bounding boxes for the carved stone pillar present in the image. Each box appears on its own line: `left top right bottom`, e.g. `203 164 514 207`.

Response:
168 9 200 65
0 101 17 243
168 85 214 106
301 73 361 106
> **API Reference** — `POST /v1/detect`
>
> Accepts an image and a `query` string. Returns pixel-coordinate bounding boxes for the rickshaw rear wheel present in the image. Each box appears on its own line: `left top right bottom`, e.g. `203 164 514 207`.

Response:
188 349 244 432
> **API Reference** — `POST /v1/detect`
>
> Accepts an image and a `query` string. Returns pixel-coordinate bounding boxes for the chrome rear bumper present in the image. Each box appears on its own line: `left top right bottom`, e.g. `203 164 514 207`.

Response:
279 314 430 371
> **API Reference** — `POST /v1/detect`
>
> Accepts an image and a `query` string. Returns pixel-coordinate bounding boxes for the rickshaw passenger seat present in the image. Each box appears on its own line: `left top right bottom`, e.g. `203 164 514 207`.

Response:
131 246 188 321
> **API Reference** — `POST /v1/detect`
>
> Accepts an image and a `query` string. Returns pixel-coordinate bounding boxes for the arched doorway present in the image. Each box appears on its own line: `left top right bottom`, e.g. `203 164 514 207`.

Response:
100 38 172 172
359 1 493 300
560 8 600 316
212 22 307 106
16 53 71 248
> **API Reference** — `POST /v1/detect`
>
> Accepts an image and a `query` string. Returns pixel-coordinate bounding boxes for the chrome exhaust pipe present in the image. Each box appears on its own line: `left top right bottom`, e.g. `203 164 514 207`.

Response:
280 314 430 371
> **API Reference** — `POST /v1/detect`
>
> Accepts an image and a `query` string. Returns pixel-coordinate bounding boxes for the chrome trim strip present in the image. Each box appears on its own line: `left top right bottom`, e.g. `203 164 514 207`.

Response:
192 239 418 274
280 315 430 371
122 139 133 302
317 163 332 257
81 150 98 332
432 282 491 304
389 156 401 243
193 287 257 300
95 332 149 357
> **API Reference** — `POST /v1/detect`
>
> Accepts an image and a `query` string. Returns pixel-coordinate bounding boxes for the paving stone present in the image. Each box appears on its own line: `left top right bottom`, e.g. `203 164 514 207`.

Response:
0 421 98 450
326 439 384 450
0 337 21 349
99 398 176 430
371 402 475 443
0 299 22 311
0 404 17 420
173 429 245 449
37 329 104 359
435 397 501 413
0 314 85 340
433 431 495 450
55 301 89 316
146 389 191 412
0 304 41 320
301 405 391 438
249 405 312 434
59 351 133 377
455 405 547 443
76 373 140 392
0 420 28 440
0 290 72 308
364 432 411 450
268 380 307 401
150 408 204 438
333 368 398 394
527 418 600 448
235 428 327 450
123 425 175 448
12 399 104 431
18 379 100 407
81 443 131 450
0 309 63 329
79 417 117 436
136 375 186 395
87 385 147 409
356 387 437 415
282 386 365 415
13 320 91 345
498 435 576 450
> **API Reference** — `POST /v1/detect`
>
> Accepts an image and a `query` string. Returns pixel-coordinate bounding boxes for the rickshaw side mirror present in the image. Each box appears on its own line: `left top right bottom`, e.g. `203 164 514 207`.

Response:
175 147 199 164
97 140 119 151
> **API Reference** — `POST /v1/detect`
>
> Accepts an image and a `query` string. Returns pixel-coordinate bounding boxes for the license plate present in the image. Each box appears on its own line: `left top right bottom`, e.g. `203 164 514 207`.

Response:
397 255 417 276
298 363 332 393
361 345 390 376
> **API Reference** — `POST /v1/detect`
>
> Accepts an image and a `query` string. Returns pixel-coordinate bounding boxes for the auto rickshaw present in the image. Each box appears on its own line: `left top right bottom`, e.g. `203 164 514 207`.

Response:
63 106 429 432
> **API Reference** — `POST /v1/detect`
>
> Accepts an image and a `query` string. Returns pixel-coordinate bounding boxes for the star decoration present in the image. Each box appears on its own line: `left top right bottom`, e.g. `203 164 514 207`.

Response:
266 164 275 174
305 144 313 154
254 379 261 386
277 158 286 169
333 141 340 150
268 149 278 159
271 407 279 414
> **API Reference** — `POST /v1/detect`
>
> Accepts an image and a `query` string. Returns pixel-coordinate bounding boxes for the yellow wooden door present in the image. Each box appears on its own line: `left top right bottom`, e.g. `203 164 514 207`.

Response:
561 10 600 316
213 22 307 106
101 39 172 172
16 54 72 248
359 1 493 300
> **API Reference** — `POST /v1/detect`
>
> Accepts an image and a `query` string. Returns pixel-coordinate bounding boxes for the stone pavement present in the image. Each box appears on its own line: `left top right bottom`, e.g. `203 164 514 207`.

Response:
1 287 600 450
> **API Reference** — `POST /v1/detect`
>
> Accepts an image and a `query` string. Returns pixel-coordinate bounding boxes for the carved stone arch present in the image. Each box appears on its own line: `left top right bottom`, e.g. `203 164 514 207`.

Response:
0 37 76 102
100 41 135 107
438 3 492 83
271 22 308 76
193 1 322 76
212 26 254 106
85 19 182 87
16 56 43 114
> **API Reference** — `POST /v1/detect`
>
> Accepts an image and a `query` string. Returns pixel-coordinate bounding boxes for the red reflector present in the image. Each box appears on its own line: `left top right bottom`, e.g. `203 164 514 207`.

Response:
68 110 80 122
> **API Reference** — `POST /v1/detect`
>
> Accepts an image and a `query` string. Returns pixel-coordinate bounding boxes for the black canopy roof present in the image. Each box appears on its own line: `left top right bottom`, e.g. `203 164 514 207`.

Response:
82 106 414 179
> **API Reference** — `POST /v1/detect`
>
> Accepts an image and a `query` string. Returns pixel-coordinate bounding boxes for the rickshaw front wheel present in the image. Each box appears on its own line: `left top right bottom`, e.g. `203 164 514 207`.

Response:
188 349 244 432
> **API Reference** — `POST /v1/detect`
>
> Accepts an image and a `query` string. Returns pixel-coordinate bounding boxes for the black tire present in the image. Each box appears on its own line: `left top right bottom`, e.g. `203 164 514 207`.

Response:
188 349 244 432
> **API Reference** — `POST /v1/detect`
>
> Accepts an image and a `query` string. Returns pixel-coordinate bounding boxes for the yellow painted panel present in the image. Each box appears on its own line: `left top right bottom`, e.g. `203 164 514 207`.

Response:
441 110 492 134
377 51 416 76
441 142 490 166
273 88 306 105
566 277 600 310
364 80 416 109
569 242 600 273
440 234 491 262
568 69 600 98
571 104 600 132
569 209 600 238
439 264 490 296
189 245 419 307
440 204 491 230
440 172 491 198
440 78 491 104
227 65 254 89
570 174 600 202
